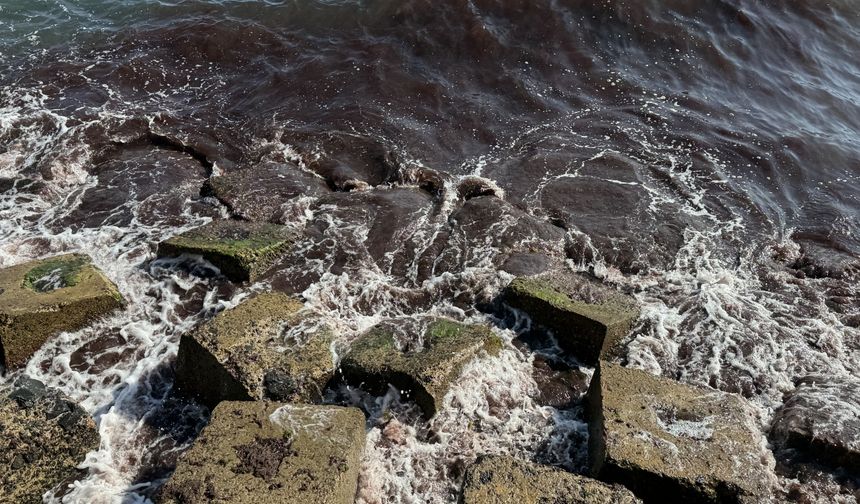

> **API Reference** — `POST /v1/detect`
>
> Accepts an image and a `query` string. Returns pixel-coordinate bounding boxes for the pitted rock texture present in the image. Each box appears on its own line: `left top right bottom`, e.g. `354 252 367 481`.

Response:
771 374 860 472
587 361 776 503
174 292 334 408
0 253 124 371
0 377 99 504
157 220 295 282
339 317 502 418
504 271 639 365
461 455 641 504
159 401 365 504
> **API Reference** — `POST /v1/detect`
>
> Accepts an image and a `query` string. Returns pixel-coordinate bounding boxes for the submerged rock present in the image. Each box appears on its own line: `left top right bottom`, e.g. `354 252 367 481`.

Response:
461 455 641 504
206 161 329 223
771 374 860 472
503 271 639 365
157 220 296 282
0 377 99 504
586 361 775 503
159 401 365 504
174 292 334 408
0 254 124 372
339 318 502 418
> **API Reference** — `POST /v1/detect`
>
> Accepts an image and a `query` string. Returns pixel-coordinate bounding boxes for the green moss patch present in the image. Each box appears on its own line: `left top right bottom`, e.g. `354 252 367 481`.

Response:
22 256 88 292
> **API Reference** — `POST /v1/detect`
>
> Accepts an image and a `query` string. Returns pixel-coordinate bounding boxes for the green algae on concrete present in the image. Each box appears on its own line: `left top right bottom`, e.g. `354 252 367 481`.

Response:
174 292 335 408
504 271 639 364
0 254 124 372
157 220 295 282
339 318 502 419
586 361 776 504
159 401 365 504
0 377 99 504
461 455 641 504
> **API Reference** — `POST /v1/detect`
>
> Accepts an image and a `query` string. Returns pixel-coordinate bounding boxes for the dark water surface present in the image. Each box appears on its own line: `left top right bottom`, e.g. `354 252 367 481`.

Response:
1 1 859 502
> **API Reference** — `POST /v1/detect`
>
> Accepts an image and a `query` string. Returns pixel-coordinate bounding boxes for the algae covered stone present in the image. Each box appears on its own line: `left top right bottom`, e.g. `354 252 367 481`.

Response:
461 455 641 504
174 292 335 408
339 318 502 418
0 254 124 372
504 271 638 364
0 377 100 504
159 401 365 504
586 362 775 503
157 220 295 282
771 374 860 472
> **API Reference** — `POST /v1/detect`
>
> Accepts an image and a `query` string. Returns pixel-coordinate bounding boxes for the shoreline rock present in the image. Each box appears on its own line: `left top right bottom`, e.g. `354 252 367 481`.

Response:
771 374 860 473
157 220 295 282
0 254 124 372
503 271 639 365
0 377 99 504
461 455 641 503
159 401 365 504
586 361 775 503
339 318 502 418
173 292 334 408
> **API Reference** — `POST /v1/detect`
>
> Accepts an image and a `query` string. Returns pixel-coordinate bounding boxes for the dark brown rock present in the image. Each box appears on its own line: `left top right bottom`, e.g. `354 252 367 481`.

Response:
771 374 860 472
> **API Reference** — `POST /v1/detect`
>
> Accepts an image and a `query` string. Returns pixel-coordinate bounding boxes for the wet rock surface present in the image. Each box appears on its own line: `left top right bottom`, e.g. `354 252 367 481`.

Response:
206 161 330 223
339 318 502 418
174 292 334 408
461 455 641 504
157 220 296 282
159 401 365 504
0 254 124 371
0 377 99 504
772 374 860 472
587 361 775 503
504 271 639 365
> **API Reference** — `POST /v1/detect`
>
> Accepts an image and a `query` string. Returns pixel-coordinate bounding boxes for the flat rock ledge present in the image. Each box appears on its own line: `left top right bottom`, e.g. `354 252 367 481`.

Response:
157 220 295 282
503 271 639 365
174 292 334 408
159 401 365 504
461 455 641 504
587 362 775 503
0 377 99 504
0 253 124 372
771 374 860 472
339 318 502 419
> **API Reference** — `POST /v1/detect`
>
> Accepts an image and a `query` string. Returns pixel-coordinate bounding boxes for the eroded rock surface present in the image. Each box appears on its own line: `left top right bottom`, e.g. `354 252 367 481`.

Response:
587 361 775 503
174 292 334 408
771 374 860 472
504 271 639 365
461 455 641 504
157 220 295 282
0 377 99 504
339 318 502 418
159 401 365 504
0 254 124 371
206 161 329 223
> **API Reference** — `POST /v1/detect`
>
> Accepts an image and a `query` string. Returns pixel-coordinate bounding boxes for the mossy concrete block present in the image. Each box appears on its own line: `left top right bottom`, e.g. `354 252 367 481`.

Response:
771 374 860 471
461 455 641 504
159 401 365 504
0 377 100 504
339 318 502 418
0 254 124 372
504 271 639 364
586 362 775 503
157 220 295 282
174 292 334 408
